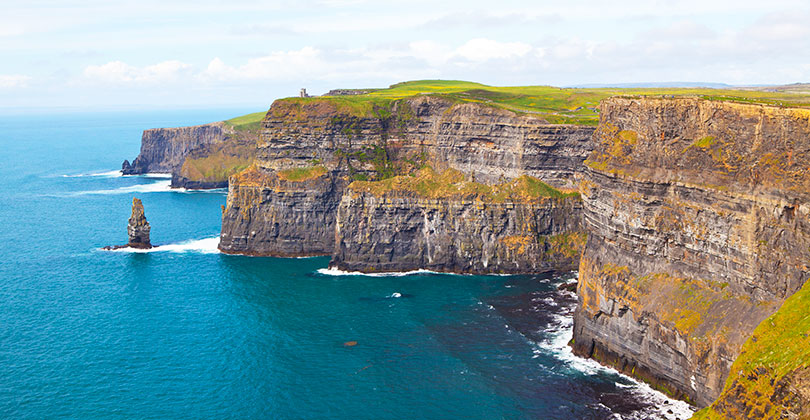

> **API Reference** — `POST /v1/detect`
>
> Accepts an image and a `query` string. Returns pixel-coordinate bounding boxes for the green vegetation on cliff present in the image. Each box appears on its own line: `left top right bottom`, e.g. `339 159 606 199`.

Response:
277 165 328 182
348 166 578 202
692 280 810 419
276 80 810 126
224 111 266 132
178 111 265 185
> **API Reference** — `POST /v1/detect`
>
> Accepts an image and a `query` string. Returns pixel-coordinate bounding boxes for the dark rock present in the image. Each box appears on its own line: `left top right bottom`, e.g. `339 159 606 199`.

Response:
170 172 228 190
126 198 151 248
557 281 578 293
121 159 133 174
332 191 584 274
123 122 231 175
220 96 594 264
104 197 152 250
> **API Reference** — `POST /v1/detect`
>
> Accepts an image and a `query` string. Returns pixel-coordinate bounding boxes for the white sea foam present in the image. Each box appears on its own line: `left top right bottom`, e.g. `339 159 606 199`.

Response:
316 267 518 277
535 297 695 420
102 236 220 254
133 172 172 178
61 170 173 179
73 180 173 195
316 267 442 277
62 169 123 178
70 179 225 195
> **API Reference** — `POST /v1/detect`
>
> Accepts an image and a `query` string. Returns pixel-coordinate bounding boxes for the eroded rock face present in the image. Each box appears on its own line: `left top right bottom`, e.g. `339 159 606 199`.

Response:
122 122 231 175
332 191 584 274
218 167 342 256
127 197 151 249
219 96 594 261
255 96 594 189
571 97 810 407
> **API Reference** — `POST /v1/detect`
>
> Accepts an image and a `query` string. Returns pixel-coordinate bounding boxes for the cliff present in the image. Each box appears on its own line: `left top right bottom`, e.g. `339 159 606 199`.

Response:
122 122 231 175
219 95 594 262
571 97 810 408
692 279 810 419
218 165 341 256
123 113 262 189
333 168 584 273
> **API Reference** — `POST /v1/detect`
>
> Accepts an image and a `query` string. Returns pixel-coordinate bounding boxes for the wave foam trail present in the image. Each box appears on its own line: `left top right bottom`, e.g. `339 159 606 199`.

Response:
62 170 123 178
73 180 172 195
316 267 442 277
135 173 172 179
104 237 220 254
536 293 694 420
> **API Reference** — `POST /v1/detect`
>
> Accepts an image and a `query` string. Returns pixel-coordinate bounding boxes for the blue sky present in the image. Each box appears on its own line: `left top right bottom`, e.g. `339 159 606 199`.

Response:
1 0 809 110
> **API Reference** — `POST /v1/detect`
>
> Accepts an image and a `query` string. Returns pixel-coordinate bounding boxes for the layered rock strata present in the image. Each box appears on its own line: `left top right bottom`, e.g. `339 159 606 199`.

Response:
105 197 152 250
255 96 594 188
126 197 152 248
218 166 341 256
333 189 584 274
571 97 810 407
219 96 594 261
122 122 230 175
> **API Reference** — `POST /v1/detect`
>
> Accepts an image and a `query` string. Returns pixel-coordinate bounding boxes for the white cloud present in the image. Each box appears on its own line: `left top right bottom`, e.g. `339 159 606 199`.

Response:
83 60 191 84
0 74 32 89
453 38 533 62
747 12 810 41
199 47 323 82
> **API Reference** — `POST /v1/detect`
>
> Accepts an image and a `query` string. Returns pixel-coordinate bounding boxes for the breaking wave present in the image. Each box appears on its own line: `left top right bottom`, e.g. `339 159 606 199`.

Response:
535 285 695 420
316 267 442 277
70 180 225 195
61 169 124 178
72 179 173 195
102 236 220 254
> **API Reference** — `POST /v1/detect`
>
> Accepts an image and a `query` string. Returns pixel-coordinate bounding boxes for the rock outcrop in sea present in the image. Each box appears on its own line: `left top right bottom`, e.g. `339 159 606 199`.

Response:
126 198 152 248
104 197 152 250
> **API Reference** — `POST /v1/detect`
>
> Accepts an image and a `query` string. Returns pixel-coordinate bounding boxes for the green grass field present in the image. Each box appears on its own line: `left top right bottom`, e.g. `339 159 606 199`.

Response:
242 80 810 126
224 111 266 132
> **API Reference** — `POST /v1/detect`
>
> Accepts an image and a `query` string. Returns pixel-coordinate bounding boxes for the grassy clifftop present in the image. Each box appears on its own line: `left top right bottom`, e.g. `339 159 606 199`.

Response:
273 80 810 126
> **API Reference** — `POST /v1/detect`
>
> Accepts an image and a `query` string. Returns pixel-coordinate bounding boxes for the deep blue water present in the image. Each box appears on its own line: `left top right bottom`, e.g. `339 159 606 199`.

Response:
0 110 693 419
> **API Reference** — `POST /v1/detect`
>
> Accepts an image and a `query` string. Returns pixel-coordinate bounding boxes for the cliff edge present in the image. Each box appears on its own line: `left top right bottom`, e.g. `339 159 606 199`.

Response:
571 96 810 408
122 113 262 189
219 95 594 271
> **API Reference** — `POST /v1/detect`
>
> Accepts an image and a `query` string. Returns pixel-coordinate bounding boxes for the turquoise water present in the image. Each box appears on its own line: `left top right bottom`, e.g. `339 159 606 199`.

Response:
0 111 692 419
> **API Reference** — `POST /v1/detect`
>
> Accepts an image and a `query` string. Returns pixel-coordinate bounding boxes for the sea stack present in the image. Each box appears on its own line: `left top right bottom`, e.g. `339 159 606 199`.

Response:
126 197 152 249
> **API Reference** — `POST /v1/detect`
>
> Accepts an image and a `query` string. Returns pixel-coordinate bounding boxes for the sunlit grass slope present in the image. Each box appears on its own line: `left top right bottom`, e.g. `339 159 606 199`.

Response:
275 80 810 126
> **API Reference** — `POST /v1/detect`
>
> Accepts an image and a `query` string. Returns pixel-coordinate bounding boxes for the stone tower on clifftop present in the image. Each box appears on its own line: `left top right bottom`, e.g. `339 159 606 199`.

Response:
127 198 152 249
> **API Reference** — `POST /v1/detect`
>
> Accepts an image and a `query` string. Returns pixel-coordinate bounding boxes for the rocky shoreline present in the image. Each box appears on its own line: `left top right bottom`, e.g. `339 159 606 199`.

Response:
121 85 810 417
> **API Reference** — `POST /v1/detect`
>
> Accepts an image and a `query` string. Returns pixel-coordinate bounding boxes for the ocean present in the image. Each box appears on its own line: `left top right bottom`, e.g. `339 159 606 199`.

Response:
0 110 693 419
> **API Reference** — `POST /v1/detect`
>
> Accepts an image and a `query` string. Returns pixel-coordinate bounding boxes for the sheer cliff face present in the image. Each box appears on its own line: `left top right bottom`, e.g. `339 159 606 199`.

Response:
401 97 594 187
255 96 594 188
572 97 810 407
219 96 593 261
218 166 341 256
333 191 584 274
123 122 231 174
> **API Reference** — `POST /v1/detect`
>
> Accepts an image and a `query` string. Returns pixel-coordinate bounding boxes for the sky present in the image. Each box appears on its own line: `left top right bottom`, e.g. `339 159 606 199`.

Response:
1 0 809 111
